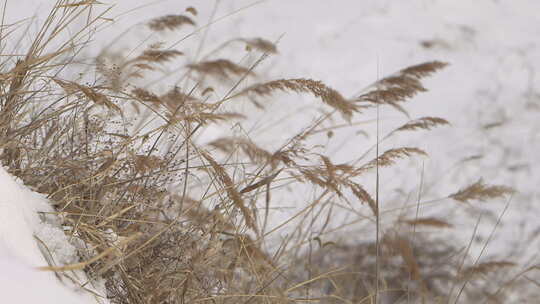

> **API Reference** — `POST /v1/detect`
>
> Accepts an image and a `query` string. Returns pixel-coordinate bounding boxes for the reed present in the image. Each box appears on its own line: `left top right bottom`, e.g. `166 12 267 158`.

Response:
0 1 534 303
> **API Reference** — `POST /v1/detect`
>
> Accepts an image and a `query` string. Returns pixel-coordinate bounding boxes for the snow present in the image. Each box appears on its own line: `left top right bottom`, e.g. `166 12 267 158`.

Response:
0 167 108 303
0 251 90 303
171 0 540 262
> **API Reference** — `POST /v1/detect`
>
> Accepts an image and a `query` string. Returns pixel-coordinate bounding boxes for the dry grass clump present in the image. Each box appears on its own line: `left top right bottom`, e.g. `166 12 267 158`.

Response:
288 233 457 303
0 2 536 304
287 229 529 304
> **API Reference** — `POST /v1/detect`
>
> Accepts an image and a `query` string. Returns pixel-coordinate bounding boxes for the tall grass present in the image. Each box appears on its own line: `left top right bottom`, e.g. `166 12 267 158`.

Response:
0 1 537 303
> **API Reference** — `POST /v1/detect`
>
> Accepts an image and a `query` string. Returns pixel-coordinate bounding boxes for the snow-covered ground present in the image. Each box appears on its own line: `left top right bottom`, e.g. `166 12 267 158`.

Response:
178 0 540 264
3 0 540 301
0 167 108 303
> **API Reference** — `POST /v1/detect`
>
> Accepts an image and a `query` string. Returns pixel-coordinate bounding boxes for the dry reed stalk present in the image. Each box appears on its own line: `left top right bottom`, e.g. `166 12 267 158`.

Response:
400 61 449 78
241 38 278 54
172 111 245 125
240 169 282 194
355 61 448 116
450 179 515 203
210 137 274 166
187 59 254 80
461 261 516 278
131 87 161 104
134 49 183 63
174 194 236 231
53 78 121 112
159 86 199 112
349 182 378 216
394 116 450 133
185 7 198 16
55 0 103 8
238 78 359 120
201 151 258 233
402 217 453 228
360 147 427 172
223 234 275 274
148 14 195 31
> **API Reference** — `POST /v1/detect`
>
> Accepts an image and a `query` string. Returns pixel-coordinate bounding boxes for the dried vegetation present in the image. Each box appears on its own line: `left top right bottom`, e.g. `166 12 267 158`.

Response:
0 1 537 304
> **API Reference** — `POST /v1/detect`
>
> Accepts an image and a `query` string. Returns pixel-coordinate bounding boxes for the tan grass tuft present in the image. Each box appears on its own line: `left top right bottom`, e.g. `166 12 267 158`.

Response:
462 261 516 277
361 147 427 171
131 63 155 72
349 182 377 216
296 233 459 302
185 6 198 16
306 171 345 200
223 234 275 274
239 78 359 120
450 179 515 203
135 49 183 63
402 217 453 228
131 154 163 173
174 195 235 231
132 87 161 104
160 86 199 112
6 59 29 102
187 59 254 80
400 61 449 78
53 78 120 112
201 87 214 96
171 112 245 125
55 0 103 8
147 14 195 31
201 151 257 233
241 38 278 54
240 169 282 194
355 61 448 116
394 116 450 133
296 156 357 197
356 87 418 116
209 137 274 165
388 235 422 281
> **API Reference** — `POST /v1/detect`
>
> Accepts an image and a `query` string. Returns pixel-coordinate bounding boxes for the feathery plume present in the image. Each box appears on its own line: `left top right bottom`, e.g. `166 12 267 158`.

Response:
450 179 514 203
148 14 195 31
239 78 359 120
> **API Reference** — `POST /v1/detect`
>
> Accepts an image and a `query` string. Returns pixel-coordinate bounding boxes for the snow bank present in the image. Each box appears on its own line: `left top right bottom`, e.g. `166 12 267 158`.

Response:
0 167 108 303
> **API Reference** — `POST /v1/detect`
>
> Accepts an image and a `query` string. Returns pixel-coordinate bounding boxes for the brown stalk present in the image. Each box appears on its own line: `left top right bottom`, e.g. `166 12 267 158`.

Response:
148 14 195 31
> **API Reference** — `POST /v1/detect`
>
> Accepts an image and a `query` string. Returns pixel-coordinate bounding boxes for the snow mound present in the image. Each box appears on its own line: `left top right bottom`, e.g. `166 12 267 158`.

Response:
0 167 108 303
